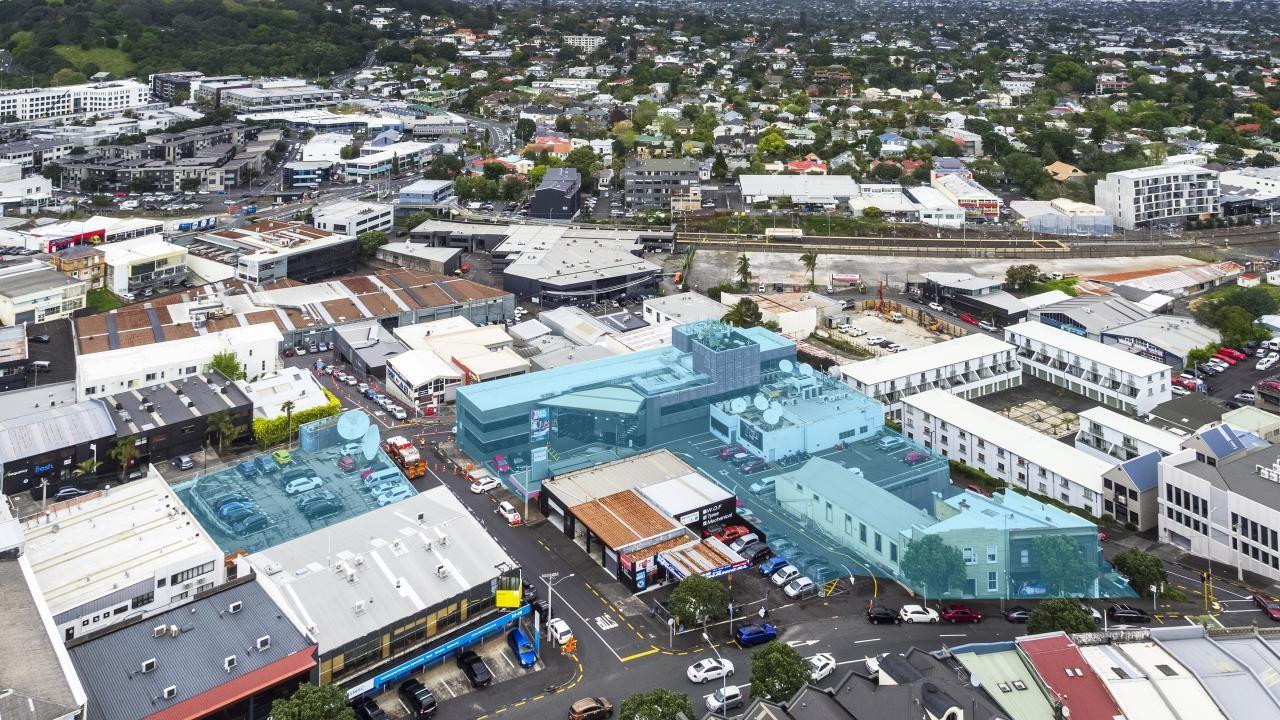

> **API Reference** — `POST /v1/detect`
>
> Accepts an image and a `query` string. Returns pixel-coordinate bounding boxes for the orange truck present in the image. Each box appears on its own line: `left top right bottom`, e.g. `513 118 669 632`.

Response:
383 435 426 479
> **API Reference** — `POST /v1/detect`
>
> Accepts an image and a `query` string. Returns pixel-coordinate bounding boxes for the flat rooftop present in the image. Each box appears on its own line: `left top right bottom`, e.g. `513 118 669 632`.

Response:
1005 320 1170 377
543 449 699 507
840 332 1015 386
247 484 515 654
21 475 221 618
106 370 250 435
0 399 117 468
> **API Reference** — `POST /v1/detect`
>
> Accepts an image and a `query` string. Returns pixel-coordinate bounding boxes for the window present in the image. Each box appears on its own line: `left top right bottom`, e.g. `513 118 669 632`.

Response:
131 591 154 609
986 545 997 563
988 572 998 592
845 515 853 536
1104 478 1113 489
860 523 867 543
170 561 215 586
825 502 833 522
145 372 157 382
874 533 882 553
962 547 976 564
1020 549 1029 565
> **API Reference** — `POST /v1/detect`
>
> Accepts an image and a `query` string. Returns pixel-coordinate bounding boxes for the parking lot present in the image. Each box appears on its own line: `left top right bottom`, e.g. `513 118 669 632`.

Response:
834 311 955 355
1194 344 1278 405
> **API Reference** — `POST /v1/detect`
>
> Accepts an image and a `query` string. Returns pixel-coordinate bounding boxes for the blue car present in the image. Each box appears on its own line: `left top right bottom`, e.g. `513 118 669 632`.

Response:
507 628 536 668
734 623 777 647
759 555 789 576
236 460 259 479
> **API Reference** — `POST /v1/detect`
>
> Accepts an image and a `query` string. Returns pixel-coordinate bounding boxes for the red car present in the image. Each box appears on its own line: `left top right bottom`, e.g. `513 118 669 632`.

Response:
1214 352 1238 366
710 524 751 543
1222 348 1247 360
337 455 357 473
740 458 767 474
941 604 982 623
1254 592 1280 620
719 444 744 460
964 484 991 497
959 313 978 325
492 453 510 473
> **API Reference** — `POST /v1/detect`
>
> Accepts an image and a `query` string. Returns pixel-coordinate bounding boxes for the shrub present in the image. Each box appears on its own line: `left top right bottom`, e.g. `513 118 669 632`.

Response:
253 388 342 448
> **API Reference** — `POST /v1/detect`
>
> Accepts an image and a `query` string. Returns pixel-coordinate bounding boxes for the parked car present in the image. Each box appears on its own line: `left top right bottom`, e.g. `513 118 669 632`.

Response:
568 697 613 720
748 477 776 495
807 653 836 682
719 444 744 460
271 449 293 466
236 460 259 479
759 555 790 577
1106 603 1152 623
866 605 902 625
928 302 944 312
740 458 768 474
398 679 437 718
686 658 735 684
508 628 537 668
899 605 939 623
784 576 817 599
941 604 982 623
352 697 388 720
493 453 511 473
728 533 760 554
376 485 415 506
710 524 751 543
337 455 358 473
285 476 323 495
470 476 502 493
733 623 777 647
1253 592 1280 621
51 486 89 501
456 650 493 688
547 617 573 645
1003 606 1031 623
174 455 195 470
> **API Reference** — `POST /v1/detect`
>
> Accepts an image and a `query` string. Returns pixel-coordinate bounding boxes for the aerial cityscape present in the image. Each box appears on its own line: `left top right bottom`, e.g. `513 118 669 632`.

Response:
1 1 1280 719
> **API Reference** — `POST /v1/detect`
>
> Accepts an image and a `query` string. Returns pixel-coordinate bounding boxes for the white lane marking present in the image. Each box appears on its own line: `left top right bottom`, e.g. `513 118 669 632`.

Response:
854 638 880 644
549 585 623 662
939 634 968 637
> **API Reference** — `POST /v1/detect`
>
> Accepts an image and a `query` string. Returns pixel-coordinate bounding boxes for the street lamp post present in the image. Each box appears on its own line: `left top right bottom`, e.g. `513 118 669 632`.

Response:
1233 523 1245 582
701 631 728 703
540 572 575 642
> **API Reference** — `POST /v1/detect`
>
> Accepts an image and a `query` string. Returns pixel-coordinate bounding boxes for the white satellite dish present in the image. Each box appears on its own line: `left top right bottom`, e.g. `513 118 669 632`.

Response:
753 395 769 411
361 426 380 461
799 363 815 377
779 359 794 373
731 397 748 414
336 410 371 440
769 400 783 413
763 407 782 425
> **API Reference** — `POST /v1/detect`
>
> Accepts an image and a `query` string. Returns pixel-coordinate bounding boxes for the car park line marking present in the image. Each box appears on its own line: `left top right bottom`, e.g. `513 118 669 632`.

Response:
549 585 623 662
854 638 879 643
939 634 967 638
513 701 526 707
501 652 516 670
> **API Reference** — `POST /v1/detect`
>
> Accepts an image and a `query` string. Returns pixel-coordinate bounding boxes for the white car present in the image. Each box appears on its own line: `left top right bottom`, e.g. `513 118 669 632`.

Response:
899 605 939 623
389 406 407 421
1259 352 1279 370
376 486 415 506
343 375 358 386
865 652 890 677
547 617 573 645
844 326 867 337
784 577 816 598
864 336 886 345
686 658 735 684
284 476 323 495
497 500 522 525
771 565 801 586
470 476 502 493
807 653 835 682
928 302 944 312
704 685 743 714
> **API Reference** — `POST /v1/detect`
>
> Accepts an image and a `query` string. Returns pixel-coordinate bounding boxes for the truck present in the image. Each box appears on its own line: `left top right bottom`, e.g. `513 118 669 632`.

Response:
382 435 426 480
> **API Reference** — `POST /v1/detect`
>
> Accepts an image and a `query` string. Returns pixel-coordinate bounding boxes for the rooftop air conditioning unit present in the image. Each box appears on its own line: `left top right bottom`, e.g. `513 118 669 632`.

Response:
353 600 366 615
169 625 179 637
228 601 242 614
153 625 168 638
353 554 365 566
256 635 271 652
162 686 177 700
141 658 157 673
223 655 237 672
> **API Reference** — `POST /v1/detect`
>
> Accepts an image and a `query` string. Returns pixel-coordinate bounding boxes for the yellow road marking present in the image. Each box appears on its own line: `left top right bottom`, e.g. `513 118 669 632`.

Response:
533 695 545 702
619 647 661 662
514 701 526 708
495 709 507 715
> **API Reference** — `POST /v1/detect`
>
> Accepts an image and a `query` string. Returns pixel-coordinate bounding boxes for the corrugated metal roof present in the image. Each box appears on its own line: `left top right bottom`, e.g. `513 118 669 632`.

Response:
0 400 116 466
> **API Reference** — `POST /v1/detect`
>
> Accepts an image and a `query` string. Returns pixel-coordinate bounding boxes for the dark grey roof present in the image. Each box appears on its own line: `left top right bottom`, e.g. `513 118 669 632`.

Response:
1173 442 1280 509
0 400 117 466
0 267 80 299
831 649 1005 720
0 552 82 720
105 371 251 436
1146 394 1225 434
66 578 312 720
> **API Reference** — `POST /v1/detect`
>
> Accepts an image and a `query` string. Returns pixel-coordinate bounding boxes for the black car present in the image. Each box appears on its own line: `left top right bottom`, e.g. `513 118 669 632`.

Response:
398 678 437 718
352 697 388 720
29 334 50 343
1107 603 1152 623
867 605 902 625
51 486 90 501
456 650 493 687
1004 606 1031 623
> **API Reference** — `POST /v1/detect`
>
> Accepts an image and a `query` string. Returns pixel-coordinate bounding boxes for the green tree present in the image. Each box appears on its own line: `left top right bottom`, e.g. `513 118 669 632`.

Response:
1111 548 1168 598
900 534 966 599
515 118 536 142
424 155 463 180
618 688 693 720
482 162 507 182
50 68 88 86
108 437 140 482
751 641 810 701
563 146 601 187
500 176 525 201
722 298 764 328
209 351 246 381
270 683 355 720
455 176 499 201
861 206 884 219
870 162 903 181
73 458 101 478
736 253 752 287
206 411 238 454
281 400 297 447
1034 534 1094 596
668 575 730 626
357 230 389 259
1214 305 1266 348
180 177 202 192
711 151 728 179
758 130 787 158
90 194 111 207
1005 264 1041 292
800 251 818 290
339 144 359 160
40 163 63 187
1252 153 1278 168
865 133 882 158
1027 597 1096 635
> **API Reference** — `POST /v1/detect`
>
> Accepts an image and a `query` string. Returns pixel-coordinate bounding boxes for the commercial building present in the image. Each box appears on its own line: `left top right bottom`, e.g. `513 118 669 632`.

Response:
838 333 1021 420
67 577 316 720
1101 315 1220 369
20 214 165 254
641 292 729 325
104 370 254 465
312 200 394 237
238 368 331 421
716 291 842 338
1076 406 1183 463
902 389 1110 515
0 260 87 326
281 160 334 188
21 474 230 641
951 642 1058 720
1101 451 1162 530
1219 166 1280 194
932 173 1002 221
1151 625 1280 719
1030 295 1152 340
1004 320 1172 415
0 319 78 416
332 321 409 380
1017 633 1125 720
0 160 52 213
396 179 454 213
218 79 341 112
1094 163 1221 230
0 80 155 122
623 157 700 210
387 317 528 408
0 138 76 173
1158 426 1280 583
1080 633 1227 720
529 167 581 220
1116 261 1243 298
563 35 607 53
245 485 519 686
375 242 461 275
196 220 357 284
915 271 1027 326
100 235 189 297
738 174 861 206
0 399 118 496
1009 198 1114 236
49 245 106 289
904 186 966 228
342 141 433 182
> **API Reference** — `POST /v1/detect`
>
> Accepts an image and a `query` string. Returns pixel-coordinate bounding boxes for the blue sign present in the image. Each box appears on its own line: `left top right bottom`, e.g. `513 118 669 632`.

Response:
347 603 531 698
34 463 54 473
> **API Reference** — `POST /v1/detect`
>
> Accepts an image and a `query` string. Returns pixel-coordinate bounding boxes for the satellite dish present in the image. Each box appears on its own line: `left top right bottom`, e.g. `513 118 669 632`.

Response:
779 359 794 373
763 407 782 425
731 397 748 414
799 363 815 377
361 426 380 461
336 410 371 440
753 395 769 411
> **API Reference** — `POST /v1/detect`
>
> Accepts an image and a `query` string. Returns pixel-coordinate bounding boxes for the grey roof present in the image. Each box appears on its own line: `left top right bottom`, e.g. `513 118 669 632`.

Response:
0 550 82 720
1172 442 1280 508
0 267 80 299
1102 315 1220 357
0 400 117 466
538 167 581 195
66 579 312 720
1152 626 1280 720
105 371 251 437
1146 394 1225 434
1034 295 1151 335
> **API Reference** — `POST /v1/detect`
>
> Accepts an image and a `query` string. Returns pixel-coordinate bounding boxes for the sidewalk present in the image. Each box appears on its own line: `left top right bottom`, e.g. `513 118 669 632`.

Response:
1110 529 1280 597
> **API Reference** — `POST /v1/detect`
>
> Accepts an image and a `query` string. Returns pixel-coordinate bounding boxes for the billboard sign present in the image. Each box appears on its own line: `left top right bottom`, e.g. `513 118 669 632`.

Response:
529 407 551 443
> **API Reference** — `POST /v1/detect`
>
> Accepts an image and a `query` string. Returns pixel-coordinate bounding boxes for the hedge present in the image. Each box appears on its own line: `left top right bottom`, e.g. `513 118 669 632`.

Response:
253 388 343 448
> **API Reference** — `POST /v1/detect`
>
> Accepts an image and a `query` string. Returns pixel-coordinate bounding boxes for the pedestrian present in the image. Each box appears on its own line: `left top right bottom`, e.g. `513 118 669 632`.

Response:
758 606 766 620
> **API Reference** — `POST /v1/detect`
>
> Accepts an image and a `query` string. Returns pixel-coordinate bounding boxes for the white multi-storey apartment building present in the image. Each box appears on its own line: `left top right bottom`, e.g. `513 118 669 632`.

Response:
1094 163 1220 230
838 333 1021 420
901 389 1108 515
0 80 154 122
1004 320 1172 415
563 35 607 53
1075 406 1183 463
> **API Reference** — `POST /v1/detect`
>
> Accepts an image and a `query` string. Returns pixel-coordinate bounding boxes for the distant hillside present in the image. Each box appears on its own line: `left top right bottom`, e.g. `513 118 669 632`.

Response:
0 0 379 86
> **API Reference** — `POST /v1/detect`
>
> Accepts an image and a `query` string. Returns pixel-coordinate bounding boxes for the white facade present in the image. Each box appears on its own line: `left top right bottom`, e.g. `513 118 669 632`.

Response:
385 349 463 408
1219 167 1280 194
905 186 966 228
838 333 1021 420
1075 406 1183 464
642 292 729 325
901 389 1108 515
0 161 52 210
0 80 153 121
312 200 394 236
0 260 86 325
1094 164 1220 230
77 322 283 399
99 235 188 295
563 35 606 53
1004 321 1172 415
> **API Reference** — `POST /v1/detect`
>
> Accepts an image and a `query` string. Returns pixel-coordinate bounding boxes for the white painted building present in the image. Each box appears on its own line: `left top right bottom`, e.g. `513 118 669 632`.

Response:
905 186 965 228
1094 163 1220 230
1004 320 1172 415
0 80 154 122
563 35 607 53
901 389 1108 515
641 292 729 325
0 260 86 325
99 235 188 296
1075 406 1183 463
312 200 394 237
838 333 1021 420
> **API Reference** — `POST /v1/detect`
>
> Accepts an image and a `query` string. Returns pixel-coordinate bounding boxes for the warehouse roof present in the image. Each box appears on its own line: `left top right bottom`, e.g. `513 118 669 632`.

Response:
738 174 860 199
571 489 682 550
1151 626 1280 720
1017 633 1124 720
1080 638 1225 720
951 642 1056 720
0 400 116 466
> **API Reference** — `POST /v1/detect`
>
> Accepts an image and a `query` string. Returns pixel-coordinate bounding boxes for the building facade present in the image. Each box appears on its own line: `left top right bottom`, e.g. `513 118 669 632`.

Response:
623 158 700 210
0 80 154 122
312 200 394 237
0 261 87 325
1095 163 1221 230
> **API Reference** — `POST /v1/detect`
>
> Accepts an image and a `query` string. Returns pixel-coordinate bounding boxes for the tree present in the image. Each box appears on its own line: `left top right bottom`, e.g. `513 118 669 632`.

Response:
865 133 882 159
339 144 359 160
281 400 297 447
424 155 464 180
751 641 810 701
722 298 764 328
270 683 355 720
563 146 601 186
618 688 693 720
1214 305 1266 348
357 231 389 259
1005 264 1041 292
482 162 507 182
209 351 246 381
1111 548 1168 598
861 206 884 219
1251 153 1278 168
50 68 87 86
870 162 903 181
711 151 728 179
40 163 63 187
90 194 110 207
180 177 202 192
736 253 752 287
500 176 525 201
73 458 101 478
206 411 238 454
900 534 966 599
1027 597 1096 635
668 575 729 626
800 251 818 290
758 130 787 157
515 118 536 142
108 437 140 482
1034 534 1094 596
